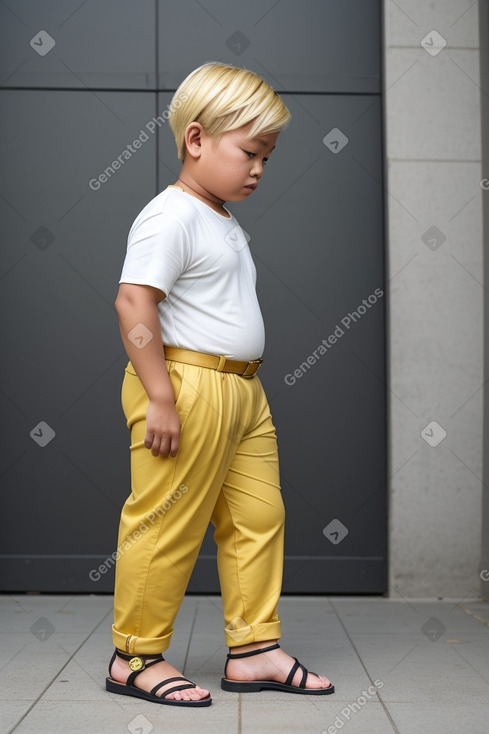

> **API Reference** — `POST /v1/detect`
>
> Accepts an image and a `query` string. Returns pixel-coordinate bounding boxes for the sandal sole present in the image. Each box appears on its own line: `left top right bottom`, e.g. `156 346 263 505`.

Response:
221 678 335 695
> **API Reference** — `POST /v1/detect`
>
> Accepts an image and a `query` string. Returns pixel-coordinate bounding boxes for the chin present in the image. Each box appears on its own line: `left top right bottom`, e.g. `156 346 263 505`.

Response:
228 192 249 202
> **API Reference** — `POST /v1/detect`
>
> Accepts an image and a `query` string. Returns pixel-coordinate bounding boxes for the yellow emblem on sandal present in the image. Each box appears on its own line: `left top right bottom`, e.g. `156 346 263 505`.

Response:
128 656 144 671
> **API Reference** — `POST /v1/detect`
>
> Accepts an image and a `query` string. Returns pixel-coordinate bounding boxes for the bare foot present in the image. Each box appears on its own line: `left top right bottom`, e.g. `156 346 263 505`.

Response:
225 640 332 689
110 653 210 702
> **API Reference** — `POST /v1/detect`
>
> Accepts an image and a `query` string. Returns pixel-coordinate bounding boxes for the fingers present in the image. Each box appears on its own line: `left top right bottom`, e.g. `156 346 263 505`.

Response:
169 433 179 457
144 402 181 456
144 430 179 457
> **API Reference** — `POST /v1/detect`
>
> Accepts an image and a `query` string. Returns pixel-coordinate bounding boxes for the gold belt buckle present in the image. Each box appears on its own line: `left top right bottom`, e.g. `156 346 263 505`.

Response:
241 358 263 378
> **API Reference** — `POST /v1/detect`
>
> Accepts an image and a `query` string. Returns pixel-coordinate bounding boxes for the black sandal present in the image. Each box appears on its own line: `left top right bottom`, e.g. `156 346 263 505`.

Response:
105 649 212 706
221 643 335 695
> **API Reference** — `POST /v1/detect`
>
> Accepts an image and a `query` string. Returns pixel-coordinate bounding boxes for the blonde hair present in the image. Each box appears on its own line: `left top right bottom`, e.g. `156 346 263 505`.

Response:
168 62 291 160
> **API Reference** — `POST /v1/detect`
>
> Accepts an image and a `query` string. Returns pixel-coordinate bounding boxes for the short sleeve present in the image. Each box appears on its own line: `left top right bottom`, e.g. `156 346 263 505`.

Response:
119 202 189 296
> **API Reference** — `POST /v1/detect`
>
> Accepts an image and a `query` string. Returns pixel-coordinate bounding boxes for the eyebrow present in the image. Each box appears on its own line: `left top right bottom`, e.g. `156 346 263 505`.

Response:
252 140 276 153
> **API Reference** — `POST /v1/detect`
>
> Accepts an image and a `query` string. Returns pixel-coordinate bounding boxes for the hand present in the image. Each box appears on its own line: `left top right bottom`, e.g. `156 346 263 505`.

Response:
144 399 181 457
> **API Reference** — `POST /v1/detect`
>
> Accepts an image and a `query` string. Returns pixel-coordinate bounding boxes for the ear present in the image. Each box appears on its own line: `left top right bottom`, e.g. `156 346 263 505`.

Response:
184 122 205 159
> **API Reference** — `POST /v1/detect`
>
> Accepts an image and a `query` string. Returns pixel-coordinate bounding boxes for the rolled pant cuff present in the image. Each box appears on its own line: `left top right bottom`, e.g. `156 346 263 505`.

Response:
112 624 172 654
224 620 282 648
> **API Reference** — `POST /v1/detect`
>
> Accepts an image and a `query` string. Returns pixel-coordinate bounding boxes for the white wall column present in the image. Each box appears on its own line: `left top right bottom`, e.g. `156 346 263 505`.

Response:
383 1 484 596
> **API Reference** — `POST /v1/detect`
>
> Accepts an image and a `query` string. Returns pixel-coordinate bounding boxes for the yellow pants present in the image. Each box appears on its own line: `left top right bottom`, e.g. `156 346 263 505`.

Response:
112 358 285 654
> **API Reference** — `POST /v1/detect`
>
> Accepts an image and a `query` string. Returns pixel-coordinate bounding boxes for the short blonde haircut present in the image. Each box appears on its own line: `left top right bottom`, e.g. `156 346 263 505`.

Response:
168 62 291 160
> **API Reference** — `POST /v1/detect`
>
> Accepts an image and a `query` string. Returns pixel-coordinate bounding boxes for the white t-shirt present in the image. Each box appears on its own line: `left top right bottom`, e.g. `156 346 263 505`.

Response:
119 186 265 361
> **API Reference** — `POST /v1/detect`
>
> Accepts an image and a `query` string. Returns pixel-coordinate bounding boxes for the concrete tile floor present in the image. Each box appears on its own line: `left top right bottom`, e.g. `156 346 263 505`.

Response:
1 594 488 734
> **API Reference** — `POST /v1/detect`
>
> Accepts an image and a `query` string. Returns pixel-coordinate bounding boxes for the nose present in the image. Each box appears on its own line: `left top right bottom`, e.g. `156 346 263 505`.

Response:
250 160 264 179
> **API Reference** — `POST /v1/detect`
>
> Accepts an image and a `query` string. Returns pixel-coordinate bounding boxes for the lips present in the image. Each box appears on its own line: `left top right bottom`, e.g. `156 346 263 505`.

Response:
245 183 257 190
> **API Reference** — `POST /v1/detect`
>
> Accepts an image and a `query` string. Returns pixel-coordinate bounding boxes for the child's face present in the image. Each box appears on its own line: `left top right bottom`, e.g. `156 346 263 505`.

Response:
198 120 280 203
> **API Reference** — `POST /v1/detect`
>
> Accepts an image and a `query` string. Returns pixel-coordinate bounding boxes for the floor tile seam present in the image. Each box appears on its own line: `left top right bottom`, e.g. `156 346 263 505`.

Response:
7 606 113 734
182 597 200 675
186 598 235 719
328 598 402 734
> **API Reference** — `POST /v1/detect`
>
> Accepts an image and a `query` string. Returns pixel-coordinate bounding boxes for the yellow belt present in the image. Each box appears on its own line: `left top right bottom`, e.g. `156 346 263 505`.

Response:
163 345 263 378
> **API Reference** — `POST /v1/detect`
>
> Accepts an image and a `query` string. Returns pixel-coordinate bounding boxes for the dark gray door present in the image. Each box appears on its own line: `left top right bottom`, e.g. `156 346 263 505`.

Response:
0 0 386 594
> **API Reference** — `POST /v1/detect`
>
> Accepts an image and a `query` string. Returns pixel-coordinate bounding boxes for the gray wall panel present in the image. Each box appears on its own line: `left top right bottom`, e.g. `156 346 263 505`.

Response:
158 0 381 92
0 88 156 590
0 0 156 89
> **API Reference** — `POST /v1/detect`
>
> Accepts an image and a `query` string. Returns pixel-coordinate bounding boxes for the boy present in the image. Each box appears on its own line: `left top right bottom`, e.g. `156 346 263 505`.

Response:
106 62 334 706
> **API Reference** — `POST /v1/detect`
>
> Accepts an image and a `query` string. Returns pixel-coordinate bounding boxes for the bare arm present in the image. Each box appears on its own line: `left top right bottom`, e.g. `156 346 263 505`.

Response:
115 282 180 457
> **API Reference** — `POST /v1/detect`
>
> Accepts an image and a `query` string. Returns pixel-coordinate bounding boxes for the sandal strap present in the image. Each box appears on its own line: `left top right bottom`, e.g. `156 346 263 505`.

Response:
109 648 165 687
127 657 164 687
226 643 280 659
285 657 308 688
108 649 117 676
114 649 165 662
151 676 196 697
224 642 280 678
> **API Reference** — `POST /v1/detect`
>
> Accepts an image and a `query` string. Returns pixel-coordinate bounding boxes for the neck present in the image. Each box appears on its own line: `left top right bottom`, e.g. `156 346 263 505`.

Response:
174 176 228 215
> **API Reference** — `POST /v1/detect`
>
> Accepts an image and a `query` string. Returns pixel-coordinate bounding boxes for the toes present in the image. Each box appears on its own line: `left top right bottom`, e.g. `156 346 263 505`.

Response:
193 687 209 700
192 688 208 700
165 686 209 701
307 673 332 689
